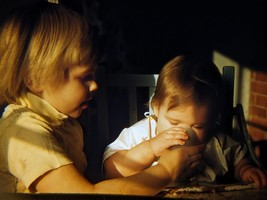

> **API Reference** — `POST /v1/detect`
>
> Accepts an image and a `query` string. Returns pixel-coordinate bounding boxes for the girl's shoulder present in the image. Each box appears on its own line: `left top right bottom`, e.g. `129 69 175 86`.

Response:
0 104 53 133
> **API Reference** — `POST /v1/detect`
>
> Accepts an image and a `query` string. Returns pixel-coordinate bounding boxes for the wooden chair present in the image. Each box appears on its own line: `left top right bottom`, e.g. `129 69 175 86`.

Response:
94 67 158 146
80 67 158 182
221 66 264 169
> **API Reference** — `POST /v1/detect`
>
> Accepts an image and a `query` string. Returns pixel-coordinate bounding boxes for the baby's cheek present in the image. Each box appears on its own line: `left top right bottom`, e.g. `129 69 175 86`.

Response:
195 131 207 143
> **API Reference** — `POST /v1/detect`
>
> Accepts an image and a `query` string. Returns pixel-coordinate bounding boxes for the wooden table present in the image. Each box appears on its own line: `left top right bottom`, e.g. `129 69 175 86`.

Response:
157 183 267 199
1 185 267 200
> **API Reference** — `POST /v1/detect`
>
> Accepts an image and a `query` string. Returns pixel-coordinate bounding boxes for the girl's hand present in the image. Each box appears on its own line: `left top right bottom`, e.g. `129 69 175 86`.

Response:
150 127 189 157
158 144 204 182
241 166 267 189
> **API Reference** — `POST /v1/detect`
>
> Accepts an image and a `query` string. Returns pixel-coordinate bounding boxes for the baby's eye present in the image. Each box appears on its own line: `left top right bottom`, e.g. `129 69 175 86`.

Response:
193 125 204 130
170 121 179 126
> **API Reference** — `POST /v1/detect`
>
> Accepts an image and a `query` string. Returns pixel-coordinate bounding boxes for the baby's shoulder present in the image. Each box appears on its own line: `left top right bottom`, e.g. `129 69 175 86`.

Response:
130 117 156 131
209 130 243 148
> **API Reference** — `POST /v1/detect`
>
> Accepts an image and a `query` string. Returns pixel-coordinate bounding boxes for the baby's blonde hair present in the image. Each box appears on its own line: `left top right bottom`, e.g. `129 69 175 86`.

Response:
0 2 95 105
151 55 222 119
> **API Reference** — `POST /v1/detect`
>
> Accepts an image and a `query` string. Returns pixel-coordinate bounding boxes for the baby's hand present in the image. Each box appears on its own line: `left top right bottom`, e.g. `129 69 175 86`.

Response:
150 127 188 157
241 166 267 189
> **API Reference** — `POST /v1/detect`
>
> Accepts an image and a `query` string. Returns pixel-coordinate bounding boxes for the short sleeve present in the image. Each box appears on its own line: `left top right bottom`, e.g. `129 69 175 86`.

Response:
6 115 73 189
103 127 137 162
103 118 152 162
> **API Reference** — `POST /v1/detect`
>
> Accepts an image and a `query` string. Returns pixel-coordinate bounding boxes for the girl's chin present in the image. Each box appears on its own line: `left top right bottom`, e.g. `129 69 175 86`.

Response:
69 104 89 118
68 110 83 118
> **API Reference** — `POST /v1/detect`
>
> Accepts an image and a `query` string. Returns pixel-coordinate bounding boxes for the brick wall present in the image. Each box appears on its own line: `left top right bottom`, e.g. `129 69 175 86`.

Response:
248 70 267 166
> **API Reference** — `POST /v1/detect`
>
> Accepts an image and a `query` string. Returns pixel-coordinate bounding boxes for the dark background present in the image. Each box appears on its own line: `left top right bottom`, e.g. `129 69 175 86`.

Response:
92 0 267 74
1 0 267 183
2 0 266 73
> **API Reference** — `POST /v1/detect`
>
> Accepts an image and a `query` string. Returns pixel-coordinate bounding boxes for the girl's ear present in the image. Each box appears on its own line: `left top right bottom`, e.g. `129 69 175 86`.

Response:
24 77 43 93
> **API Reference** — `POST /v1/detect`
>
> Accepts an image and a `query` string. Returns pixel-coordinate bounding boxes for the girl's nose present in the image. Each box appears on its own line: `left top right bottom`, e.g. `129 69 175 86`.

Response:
89 81 98 92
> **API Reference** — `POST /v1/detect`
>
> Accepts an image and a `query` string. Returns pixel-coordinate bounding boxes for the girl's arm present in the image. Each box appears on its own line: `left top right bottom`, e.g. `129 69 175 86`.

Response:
33 145 203 195
104 127 188 178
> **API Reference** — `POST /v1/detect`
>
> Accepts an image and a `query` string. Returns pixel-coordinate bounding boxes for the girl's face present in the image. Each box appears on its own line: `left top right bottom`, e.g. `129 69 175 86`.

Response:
154 99 212 143
40 65 98 118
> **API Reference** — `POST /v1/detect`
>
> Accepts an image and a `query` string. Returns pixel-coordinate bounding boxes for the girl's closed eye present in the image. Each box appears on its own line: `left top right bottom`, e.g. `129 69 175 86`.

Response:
79 74 95 83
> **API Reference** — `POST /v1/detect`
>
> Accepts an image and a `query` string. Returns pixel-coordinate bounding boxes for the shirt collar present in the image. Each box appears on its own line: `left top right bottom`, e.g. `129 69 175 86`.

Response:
18 92 68 126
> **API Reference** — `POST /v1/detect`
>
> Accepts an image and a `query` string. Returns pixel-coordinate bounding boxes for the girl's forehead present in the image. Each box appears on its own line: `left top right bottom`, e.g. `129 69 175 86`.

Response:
70 65 94 74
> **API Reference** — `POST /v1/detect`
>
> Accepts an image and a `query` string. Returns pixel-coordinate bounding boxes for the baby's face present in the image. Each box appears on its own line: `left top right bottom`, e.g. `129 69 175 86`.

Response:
154 100 212 144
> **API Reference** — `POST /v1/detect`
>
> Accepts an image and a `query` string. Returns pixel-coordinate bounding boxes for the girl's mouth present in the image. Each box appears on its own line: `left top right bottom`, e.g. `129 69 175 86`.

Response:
81 101 90 109
82 104 88 109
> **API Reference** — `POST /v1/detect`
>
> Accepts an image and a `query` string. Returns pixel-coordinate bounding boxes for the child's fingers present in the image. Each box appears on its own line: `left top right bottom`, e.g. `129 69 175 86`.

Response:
163 137 186 146
166 134 188 145
171 133 189 140
164 128 189 140
249 174 261 188
262 174 267 188
257 170 267 188
165 127 187 134
173 139 186 145
246 171 266 189
245 168 267 189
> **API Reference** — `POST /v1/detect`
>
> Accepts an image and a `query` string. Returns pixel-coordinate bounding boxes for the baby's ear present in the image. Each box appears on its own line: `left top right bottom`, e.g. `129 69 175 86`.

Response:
152 104 159 117
24 77 43 93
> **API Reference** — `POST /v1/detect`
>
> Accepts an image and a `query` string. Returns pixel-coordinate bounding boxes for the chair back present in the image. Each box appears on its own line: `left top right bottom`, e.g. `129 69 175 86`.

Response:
95 68 158 144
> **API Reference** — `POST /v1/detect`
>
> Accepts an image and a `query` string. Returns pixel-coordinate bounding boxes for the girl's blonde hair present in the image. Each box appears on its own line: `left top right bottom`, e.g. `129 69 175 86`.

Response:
0 2 95 105
151 55 222 116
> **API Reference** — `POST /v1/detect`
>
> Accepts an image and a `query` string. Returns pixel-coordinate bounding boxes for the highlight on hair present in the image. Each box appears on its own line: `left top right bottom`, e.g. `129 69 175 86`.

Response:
151 55 222 111
0 2 95 105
